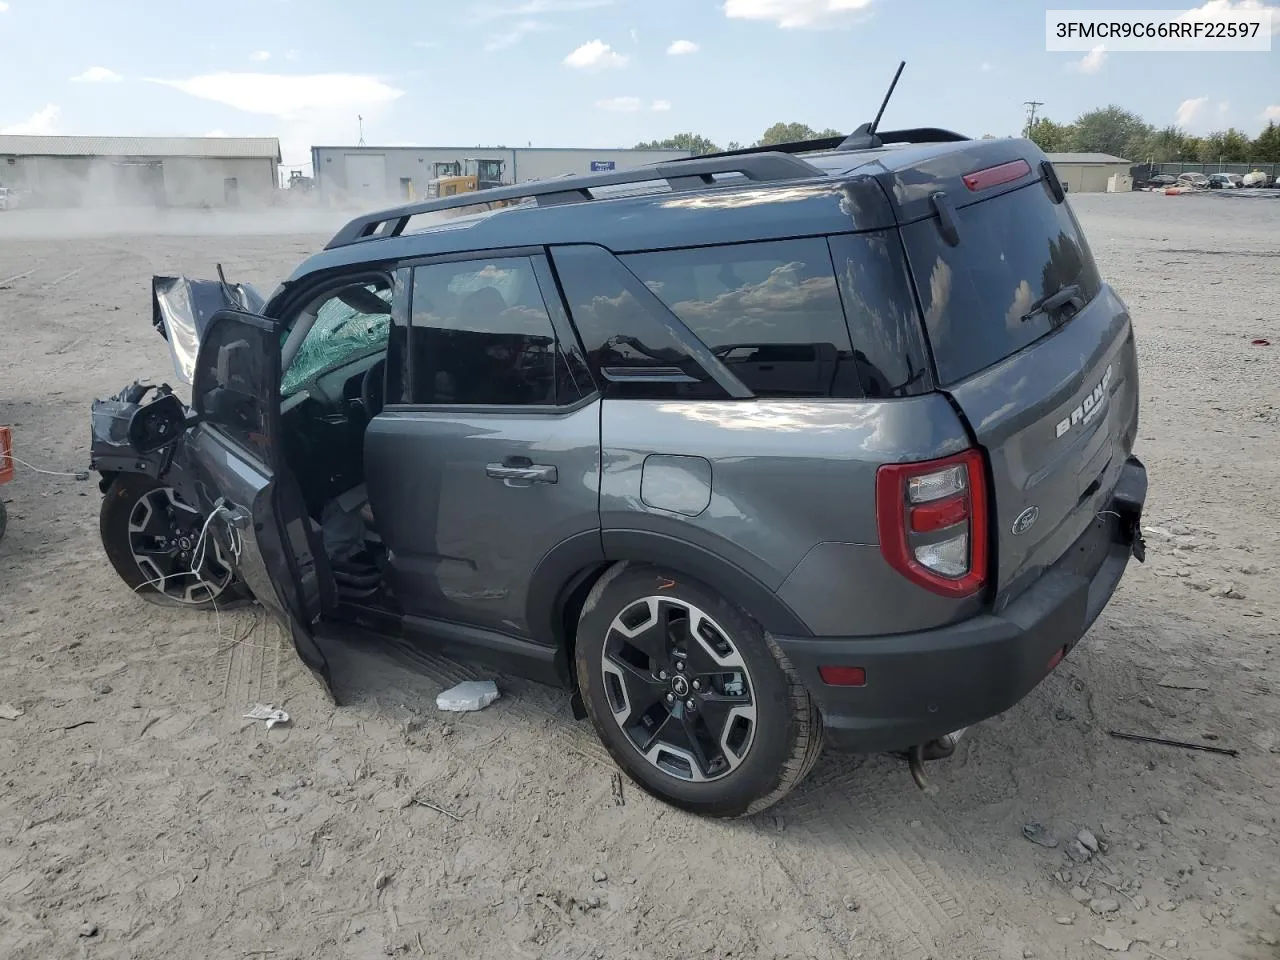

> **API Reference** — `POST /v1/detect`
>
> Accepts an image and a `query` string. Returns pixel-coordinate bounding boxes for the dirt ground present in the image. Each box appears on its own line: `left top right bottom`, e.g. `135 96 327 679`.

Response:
1 193 1278 960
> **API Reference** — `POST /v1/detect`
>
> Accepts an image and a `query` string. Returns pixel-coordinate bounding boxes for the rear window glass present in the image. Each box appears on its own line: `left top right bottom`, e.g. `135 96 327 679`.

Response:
901 183 1102 385
622 238 864 399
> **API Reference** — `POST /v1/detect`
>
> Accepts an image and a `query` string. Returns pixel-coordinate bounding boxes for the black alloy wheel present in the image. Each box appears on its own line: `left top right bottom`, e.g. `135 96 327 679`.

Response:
600 594 757 782
575 564 823 818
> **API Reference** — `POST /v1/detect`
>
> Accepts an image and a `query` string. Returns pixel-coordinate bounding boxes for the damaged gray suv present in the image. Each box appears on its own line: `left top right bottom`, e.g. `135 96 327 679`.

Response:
89 126 1148 818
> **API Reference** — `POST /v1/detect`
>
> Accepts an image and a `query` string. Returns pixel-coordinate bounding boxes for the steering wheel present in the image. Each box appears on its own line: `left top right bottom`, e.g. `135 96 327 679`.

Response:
360 358 387 421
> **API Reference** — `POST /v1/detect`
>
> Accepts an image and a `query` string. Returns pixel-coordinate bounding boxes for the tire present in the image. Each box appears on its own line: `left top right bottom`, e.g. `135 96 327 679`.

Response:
575 562 823 818
100 473 247 610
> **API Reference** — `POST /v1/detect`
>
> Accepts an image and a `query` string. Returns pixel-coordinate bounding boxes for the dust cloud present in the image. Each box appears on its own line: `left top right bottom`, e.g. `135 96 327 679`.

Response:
0 205 358 239
0 155 374 238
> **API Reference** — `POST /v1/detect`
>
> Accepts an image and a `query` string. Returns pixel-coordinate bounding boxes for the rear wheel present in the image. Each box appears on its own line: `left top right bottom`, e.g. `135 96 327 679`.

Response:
100 473 245 609
575 563 823 818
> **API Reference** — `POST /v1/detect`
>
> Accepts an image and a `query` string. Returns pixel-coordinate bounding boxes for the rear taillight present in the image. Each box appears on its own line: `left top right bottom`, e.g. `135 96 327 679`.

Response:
876 449 989 598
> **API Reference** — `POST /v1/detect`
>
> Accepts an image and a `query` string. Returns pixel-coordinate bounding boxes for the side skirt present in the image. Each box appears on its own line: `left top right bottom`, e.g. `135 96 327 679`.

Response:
329 599 566 689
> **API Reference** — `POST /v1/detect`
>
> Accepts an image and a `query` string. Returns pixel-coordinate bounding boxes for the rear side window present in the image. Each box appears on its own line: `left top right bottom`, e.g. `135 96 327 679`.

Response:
828 233 933 398
622 239 864 399
550 244 730 401
901 182 1103 385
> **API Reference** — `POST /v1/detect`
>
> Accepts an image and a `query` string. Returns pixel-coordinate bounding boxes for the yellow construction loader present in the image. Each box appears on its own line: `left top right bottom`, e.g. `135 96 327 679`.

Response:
424 158 518 208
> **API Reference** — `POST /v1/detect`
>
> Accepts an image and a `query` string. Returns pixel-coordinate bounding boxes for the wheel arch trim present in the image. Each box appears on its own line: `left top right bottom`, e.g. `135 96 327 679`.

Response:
525 529 815 665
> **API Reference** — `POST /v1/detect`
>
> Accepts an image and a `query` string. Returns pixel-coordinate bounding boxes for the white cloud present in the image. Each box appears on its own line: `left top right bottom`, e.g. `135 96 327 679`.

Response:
250 50 271 62
149 72 404 164
630 27 638 43
596 96 642 111
1179 0 1280 34
667 39 700 55
285 49 301 61
1068 44 1107 73
723 0 876 29
204 129 229 137
71 66 123 83
651 99 672 111
1263 105 1280 121
471 0 612 20
1 104 60 135
0 3 9 11
980 61 993 72
486 20 543 51
564 39 629 68
149 72 403 117
1175 95 1211 128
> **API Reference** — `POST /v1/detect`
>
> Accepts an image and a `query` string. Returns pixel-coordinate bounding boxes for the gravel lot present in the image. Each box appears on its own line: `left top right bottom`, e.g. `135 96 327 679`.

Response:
1 193 1277 960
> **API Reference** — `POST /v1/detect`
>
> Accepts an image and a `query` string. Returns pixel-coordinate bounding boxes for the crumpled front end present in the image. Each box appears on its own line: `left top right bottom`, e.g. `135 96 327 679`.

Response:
88 381 195 492
152 275 265 384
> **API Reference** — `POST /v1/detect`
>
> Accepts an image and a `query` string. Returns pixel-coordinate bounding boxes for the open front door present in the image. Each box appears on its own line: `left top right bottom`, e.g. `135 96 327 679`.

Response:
186 308 338 700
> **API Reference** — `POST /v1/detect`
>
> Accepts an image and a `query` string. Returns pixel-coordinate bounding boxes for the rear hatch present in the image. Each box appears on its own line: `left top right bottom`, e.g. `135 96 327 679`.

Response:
885 141 1140 603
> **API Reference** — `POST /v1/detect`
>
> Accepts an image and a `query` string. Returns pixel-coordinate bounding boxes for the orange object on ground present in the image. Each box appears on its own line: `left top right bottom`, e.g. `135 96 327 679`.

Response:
0 426 13 484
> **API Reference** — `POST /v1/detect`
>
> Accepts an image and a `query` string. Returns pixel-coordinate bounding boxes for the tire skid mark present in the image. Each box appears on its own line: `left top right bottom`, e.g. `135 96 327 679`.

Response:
210 610 280 716
765 754 988 959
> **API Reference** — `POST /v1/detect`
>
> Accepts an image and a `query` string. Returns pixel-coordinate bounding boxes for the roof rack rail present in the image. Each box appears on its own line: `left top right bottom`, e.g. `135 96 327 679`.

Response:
324 152 822 250
686 127 971 163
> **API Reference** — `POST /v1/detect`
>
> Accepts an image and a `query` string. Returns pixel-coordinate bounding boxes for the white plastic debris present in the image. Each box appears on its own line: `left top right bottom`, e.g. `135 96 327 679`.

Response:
243 704 290 729
436 681 500 713
0 703 25 721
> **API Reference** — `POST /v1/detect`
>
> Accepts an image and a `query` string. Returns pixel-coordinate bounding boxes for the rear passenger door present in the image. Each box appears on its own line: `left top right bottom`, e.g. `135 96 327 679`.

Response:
362 251 602 641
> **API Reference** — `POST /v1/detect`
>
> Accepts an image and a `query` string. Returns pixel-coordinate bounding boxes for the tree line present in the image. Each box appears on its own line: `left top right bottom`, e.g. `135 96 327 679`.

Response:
1026 105 1279 165
635 123 844 156
636 111 1280 165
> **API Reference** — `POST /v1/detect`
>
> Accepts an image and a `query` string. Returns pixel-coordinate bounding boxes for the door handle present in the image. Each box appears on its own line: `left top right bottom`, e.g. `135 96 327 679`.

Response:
486 462 558 484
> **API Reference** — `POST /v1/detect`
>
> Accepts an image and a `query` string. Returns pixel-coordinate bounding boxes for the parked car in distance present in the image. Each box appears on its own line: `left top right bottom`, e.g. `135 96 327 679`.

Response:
1177 172 1211 188
1207 173 1238 189
0 186 17 211
87 128 1149 818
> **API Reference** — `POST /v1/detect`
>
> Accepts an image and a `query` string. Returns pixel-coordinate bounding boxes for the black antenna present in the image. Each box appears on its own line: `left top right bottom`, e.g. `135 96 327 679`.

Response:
838 60 907 151
869 60 906 136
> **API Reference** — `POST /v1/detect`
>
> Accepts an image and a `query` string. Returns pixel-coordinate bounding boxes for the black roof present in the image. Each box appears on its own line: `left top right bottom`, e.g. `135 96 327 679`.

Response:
286 133 1050 285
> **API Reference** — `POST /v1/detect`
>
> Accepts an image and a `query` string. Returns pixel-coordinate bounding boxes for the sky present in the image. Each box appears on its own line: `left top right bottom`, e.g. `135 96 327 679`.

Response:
0 0 1276 171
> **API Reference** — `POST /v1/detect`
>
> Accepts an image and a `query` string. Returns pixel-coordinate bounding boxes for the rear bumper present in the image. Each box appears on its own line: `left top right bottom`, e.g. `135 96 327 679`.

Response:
775 455 1147 754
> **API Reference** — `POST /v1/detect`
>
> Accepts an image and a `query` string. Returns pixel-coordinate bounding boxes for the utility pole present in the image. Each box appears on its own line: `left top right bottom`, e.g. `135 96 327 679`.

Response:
357 115 366 147
1023 101 1044 138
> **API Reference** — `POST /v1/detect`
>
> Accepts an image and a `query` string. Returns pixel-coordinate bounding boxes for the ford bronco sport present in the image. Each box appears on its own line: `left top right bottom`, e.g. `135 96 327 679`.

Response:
89 124 1147 818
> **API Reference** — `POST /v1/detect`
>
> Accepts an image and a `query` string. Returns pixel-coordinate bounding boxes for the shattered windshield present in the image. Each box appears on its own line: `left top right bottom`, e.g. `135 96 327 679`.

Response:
281 282 393 396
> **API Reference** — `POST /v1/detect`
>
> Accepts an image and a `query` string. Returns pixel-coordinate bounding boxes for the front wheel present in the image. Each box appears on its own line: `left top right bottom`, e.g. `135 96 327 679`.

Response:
575 563 823 818
100 473 246 609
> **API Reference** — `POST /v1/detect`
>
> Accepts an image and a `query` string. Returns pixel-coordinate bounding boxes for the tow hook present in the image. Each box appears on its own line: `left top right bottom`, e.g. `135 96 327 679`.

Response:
1120 511 1146 563
906 727 967 794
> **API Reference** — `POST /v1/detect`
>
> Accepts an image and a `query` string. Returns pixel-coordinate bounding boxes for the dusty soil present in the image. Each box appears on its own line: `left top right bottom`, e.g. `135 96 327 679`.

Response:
1 195 1278 960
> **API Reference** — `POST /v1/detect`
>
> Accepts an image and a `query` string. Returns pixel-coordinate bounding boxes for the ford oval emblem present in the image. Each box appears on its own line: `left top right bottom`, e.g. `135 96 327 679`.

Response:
1012 506 1040 536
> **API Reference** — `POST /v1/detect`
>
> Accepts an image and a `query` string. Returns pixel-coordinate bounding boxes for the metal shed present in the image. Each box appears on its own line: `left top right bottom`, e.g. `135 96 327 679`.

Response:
1044 153 1133 194
310 145 692 205
0 135 282 208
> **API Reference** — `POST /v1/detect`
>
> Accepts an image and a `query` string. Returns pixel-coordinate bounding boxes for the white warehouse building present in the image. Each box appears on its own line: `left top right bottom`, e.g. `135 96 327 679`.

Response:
1044 153 1133 194
309 145 692 206
0 135 282 208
